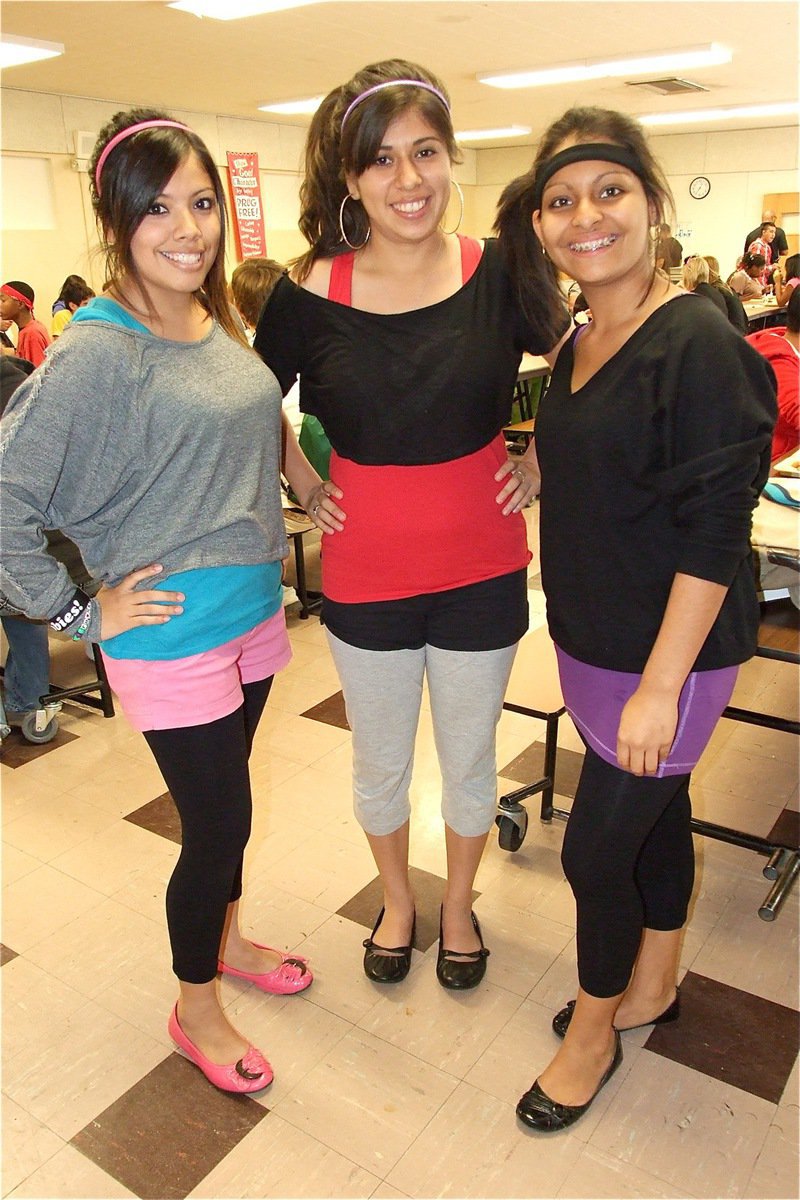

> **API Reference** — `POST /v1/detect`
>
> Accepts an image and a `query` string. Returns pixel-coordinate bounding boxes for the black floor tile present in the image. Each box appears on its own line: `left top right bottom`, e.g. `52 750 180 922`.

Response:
337 866 478 953
0 724 78 768
301 690 350 730
1 944 19 966
70 1052 268 1199
499 740 584 801
125 792 182 844
645 970 800 1104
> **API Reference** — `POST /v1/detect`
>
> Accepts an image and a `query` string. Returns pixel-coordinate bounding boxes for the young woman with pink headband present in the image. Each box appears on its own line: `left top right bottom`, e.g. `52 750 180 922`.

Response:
0 108 327 1094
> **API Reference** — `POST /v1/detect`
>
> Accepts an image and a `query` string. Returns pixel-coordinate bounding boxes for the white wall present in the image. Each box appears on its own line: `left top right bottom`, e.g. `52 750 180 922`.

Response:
3 85 796 315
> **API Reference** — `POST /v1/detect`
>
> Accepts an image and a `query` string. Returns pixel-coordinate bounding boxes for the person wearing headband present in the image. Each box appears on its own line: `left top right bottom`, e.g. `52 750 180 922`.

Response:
496 106 776 1132
0 280 51 368
256 59 568 994
0 107 326 1095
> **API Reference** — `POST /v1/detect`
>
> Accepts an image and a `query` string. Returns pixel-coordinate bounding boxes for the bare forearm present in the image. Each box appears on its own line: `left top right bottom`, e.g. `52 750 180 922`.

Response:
280 412 321 510
641 572 728 697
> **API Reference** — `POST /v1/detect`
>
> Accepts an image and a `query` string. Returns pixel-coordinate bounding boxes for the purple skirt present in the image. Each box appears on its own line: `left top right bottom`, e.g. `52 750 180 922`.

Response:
555 646 737 777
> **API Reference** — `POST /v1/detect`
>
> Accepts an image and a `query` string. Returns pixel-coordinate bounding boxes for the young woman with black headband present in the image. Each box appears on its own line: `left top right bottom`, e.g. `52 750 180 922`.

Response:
496 106 776 1131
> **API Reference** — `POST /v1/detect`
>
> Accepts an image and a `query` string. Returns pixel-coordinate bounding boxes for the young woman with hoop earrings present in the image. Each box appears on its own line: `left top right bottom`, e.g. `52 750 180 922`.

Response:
255 59 569 993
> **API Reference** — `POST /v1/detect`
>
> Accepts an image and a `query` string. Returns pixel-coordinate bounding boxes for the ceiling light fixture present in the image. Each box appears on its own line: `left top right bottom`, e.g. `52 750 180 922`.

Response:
639 101 799 127
478 44 731 89
169 0 326 19
0 33 64 69
259 96 323 115
456 125 532 142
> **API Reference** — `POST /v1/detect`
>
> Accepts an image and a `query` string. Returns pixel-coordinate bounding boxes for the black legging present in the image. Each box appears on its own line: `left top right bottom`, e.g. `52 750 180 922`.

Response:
562 745 695 998
143 677 272 984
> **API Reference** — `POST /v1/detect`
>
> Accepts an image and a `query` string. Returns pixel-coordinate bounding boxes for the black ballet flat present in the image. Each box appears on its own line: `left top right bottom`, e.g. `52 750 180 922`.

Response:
516 1032 623 1132
552 987 681 1040
436 909 490 991
362 907 415 984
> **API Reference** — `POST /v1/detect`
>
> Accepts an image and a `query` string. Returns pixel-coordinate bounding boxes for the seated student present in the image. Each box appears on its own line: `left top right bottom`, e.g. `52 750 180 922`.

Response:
0 356 51 730
704 256 748 333
51 277 95 337
772 253 800 310
682 257 728 318
728 254 766 300
230 258 285 343
0 281 51 368
746 286 800 463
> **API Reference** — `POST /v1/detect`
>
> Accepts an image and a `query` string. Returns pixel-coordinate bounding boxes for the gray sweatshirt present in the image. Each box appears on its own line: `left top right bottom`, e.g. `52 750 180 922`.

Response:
0 317 288 627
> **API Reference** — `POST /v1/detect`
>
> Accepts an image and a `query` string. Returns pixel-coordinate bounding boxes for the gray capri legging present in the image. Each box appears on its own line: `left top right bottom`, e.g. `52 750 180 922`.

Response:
327 631 519 837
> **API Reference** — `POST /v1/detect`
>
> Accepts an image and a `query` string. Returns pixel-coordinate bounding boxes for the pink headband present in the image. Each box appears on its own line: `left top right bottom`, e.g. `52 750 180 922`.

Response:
1 284 33 310
341 79 450 130
94 119 191 194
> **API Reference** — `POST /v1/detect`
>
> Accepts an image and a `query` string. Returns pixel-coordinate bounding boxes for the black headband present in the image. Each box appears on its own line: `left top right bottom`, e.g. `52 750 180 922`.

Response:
532 142 646 211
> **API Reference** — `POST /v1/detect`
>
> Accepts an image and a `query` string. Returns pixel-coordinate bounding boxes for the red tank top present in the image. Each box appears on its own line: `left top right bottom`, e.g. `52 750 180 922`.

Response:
322 235 531 603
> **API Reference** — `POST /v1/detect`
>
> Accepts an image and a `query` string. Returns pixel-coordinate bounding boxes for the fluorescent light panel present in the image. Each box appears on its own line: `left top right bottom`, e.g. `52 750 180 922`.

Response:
169 0 325 18
0 33 64 68
259 96 323 115
640 102 799 126
479 44 731 89
456 125 532 142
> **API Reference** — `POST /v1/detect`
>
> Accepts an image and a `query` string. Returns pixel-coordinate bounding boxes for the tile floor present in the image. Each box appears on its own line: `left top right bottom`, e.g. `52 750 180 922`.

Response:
2 512 799 1200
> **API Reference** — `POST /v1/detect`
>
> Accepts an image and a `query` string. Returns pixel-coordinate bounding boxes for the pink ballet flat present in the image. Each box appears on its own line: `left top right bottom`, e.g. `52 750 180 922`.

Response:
217 942 313 995
167 1004 273 1093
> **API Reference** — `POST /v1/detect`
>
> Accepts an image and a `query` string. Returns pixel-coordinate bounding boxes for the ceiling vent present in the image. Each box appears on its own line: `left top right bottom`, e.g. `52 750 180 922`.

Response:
626 77 710 95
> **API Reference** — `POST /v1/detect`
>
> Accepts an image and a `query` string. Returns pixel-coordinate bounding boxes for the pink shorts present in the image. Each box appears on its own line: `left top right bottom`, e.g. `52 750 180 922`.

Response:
100 610 291 732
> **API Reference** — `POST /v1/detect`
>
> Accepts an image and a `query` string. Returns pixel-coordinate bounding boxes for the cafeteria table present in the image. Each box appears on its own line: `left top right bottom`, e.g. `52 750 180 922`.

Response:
743 298 786 331
504 353 550 450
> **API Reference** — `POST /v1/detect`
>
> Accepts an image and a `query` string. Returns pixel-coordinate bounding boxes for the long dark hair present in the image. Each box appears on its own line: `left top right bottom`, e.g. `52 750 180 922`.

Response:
295 59 460 281
783 252 800 281
89 107 246 345
495 106 674 327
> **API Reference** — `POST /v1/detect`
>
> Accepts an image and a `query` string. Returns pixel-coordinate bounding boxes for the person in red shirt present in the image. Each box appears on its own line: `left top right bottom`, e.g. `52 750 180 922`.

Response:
746 222 777 287
746 285 800 462
0 281 51 368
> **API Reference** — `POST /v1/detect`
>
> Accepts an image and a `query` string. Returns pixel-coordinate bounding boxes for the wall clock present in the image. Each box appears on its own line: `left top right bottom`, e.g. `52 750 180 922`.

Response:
689 176 711 200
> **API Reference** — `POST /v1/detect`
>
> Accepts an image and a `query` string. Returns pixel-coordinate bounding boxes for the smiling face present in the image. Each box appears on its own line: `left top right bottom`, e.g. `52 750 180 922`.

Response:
124 151 221 313
532 139 654 293
346 107 453 246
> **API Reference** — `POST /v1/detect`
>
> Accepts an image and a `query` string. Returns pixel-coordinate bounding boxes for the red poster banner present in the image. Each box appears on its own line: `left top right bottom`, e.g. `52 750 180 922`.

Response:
226 151 267 259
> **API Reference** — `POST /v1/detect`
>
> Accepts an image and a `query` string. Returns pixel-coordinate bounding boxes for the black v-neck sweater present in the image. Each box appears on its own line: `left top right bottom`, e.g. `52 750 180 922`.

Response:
535 295 777 673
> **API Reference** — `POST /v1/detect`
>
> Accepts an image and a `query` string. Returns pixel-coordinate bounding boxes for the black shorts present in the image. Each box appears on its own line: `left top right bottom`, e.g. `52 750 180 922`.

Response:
322 569 529 652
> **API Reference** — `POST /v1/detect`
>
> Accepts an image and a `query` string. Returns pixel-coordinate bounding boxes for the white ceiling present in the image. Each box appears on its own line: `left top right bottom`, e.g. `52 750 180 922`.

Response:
1 0 798 147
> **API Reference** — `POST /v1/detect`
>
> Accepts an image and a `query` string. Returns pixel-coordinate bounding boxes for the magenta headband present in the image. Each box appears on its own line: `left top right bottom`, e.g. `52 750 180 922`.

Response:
341 79 450 130
94 119 192 194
